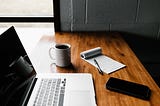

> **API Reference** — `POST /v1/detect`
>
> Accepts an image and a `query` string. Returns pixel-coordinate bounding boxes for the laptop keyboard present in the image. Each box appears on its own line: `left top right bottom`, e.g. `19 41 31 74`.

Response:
33 78 66 106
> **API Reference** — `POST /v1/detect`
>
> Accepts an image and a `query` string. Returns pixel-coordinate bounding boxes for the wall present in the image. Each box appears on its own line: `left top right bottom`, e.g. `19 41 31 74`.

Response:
60 0 160 39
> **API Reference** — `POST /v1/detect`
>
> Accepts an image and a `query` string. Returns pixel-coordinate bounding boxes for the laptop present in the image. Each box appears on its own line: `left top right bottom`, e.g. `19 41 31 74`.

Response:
0 26 97 106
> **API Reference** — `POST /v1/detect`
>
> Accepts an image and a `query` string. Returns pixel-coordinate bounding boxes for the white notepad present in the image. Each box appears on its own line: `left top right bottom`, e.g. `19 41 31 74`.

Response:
80 47 126 74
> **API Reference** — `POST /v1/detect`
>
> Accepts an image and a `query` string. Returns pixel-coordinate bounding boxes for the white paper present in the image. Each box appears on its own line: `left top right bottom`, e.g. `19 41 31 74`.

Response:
80 47 126 74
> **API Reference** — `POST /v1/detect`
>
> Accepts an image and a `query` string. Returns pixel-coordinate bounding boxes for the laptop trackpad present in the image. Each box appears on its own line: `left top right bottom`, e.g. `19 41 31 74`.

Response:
69 91 92 106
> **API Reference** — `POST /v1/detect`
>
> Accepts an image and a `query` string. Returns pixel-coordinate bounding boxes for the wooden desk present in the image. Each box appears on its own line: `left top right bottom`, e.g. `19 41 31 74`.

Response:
32 32 160 106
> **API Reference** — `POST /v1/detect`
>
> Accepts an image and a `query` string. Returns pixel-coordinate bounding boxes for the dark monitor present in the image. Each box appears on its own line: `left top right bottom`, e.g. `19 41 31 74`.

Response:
0 26 27 75
0 26 35 105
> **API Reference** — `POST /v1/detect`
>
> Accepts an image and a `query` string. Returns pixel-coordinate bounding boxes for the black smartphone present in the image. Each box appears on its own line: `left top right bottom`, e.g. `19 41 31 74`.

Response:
106 77 151 100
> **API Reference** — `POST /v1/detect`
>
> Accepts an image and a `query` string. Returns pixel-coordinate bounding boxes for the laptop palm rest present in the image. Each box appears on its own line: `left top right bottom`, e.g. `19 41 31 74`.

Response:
69 91 92 106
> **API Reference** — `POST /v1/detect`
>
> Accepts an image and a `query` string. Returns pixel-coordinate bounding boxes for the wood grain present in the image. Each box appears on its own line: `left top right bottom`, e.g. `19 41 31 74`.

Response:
37 32 160 106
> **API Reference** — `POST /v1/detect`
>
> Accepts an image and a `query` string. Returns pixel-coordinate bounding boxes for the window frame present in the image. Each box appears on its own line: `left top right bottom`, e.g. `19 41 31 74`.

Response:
53 0 60 31
0 17 54 22
0 0 61 31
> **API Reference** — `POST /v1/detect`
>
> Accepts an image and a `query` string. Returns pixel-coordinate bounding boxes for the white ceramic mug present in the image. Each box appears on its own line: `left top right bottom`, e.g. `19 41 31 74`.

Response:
49 43 71 67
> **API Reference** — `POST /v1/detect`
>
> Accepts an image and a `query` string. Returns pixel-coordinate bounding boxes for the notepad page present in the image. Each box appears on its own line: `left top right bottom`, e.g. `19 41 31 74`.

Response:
83 55 126 74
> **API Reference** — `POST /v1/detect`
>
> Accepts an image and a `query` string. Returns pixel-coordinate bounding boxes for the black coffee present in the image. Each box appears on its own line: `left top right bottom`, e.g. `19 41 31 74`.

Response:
56 45 69 49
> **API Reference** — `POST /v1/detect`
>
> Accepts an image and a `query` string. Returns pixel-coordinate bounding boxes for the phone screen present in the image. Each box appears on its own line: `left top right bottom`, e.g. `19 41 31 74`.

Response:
106 77 151 100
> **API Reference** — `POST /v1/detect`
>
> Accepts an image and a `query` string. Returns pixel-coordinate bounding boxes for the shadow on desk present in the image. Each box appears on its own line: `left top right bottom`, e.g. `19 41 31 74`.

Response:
122 32 160 88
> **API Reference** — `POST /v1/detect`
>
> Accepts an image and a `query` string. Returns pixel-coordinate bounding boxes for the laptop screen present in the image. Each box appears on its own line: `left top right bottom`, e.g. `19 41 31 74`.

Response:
0 26 36 105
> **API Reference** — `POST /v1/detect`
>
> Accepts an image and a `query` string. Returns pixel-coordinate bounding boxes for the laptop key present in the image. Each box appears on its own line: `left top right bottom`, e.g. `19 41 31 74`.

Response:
58 94 64 106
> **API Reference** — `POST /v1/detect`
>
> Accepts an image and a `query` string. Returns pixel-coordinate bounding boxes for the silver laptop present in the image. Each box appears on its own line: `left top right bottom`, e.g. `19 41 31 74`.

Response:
0 26 96 106
26 73 96 106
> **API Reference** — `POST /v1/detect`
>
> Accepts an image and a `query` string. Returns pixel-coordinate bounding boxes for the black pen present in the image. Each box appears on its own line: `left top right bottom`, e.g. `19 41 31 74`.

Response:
93 58 103 75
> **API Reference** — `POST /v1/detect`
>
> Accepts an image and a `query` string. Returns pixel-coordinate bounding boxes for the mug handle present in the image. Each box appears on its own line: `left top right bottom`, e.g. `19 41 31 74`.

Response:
49 47 56 61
